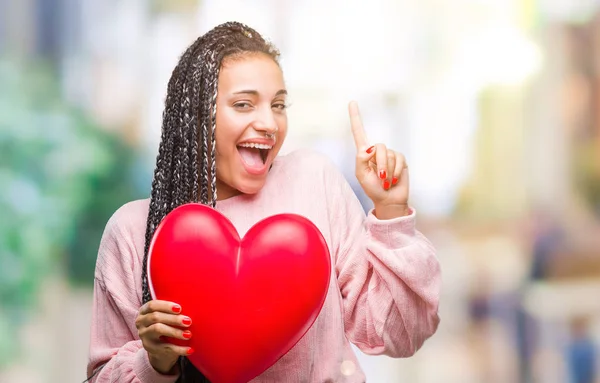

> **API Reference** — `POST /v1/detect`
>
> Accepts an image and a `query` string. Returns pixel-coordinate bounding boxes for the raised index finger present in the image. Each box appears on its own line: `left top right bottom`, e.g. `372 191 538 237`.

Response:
348 101 369 149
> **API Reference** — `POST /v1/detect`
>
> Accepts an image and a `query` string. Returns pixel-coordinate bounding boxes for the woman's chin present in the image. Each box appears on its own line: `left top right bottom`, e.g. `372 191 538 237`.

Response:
216 173 268 200
234 178 267 195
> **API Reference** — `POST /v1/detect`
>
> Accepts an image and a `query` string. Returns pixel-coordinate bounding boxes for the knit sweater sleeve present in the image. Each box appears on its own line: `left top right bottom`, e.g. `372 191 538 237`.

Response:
320 154 441 357
86 205 180 383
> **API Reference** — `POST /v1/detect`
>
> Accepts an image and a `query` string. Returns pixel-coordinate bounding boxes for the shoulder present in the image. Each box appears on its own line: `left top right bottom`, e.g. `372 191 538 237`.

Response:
102 199 150 241
95 199 150 280
107 198 150 229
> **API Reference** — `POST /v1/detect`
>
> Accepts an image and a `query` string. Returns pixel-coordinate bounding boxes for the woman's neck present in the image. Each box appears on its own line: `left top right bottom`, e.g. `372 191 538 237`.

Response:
215 180 242 201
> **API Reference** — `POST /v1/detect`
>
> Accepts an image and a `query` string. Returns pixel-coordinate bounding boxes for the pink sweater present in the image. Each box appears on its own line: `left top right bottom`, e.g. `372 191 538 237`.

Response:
87 149 441 383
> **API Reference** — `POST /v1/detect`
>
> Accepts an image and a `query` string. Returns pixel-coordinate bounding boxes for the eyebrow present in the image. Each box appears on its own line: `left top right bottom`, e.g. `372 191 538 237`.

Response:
232 89 288 96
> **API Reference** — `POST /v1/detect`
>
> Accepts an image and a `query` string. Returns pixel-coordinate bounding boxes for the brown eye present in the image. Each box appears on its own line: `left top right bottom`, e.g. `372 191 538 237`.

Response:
234 102 252 110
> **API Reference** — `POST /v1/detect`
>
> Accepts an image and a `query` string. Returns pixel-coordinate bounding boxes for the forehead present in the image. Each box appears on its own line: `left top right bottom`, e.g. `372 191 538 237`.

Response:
218 54 284 92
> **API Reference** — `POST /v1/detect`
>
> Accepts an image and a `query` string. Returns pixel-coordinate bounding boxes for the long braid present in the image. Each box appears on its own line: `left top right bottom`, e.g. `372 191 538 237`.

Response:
141 38 204 303
204 48 220 206
188 54 203 204
197 48 212 205
140 23 220 297
141 74 180 303
140 22 280 382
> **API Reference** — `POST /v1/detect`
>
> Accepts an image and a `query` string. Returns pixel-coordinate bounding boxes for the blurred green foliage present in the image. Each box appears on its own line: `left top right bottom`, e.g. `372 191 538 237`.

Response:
0 58 147 367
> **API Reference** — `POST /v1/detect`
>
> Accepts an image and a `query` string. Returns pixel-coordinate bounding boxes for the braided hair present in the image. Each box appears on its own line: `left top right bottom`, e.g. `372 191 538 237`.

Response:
140 22 280 382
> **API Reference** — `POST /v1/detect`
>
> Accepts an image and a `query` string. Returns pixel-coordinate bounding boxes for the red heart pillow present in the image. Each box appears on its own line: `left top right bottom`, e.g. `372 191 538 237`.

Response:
148 203 331 383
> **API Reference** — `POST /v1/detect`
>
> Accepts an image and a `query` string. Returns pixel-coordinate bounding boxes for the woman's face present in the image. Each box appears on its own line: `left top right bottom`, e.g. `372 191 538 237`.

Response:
213 53 288 200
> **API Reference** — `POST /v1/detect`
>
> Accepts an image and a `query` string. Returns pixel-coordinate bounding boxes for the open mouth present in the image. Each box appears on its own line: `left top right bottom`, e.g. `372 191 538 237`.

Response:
237 143 272 166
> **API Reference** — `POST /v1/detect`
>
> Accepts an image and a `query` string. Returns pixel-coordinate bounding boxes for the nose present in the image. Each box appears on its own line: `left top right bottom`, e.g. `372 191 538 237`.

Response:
252 106 278 135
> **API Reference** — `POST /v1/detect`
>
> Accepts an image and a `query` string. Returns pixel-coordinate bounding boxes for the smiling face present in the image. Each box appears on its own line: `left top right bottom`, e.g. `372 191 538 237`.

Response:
214 53 288 200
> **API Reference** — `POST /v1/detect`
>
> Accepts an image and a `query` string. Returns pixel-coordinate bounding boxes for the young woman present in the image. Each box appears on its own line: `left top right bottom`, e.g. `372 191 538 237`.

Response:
86 21 441 383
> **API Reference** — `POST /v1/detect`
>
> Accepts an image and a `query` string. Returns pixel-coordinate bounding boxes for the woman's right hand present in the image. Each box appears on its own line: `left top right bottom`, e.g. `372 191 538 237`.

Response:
135 300 193 374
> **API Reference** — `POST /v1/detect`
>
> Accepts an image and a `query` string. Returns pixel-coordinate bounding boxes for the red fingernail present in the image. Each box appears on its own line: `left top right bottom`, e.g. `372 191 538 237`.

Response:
366 146 375 154
182 331 192 339
384 180 390 190
182 317 192 326
172 305 181 313
379 170 386 179
187 348 194 355
392 177 399 185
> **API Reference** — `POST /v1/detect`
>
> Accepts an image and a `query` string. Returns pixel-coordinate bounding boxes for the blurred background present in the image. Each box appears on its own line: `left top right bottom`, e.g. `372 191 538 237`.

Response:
1 0 600 382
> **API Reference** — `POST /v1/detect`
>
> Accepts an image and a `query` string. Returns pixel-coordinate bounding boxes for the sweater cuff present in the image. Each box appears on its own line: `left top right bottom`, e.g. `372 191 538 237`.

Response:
134 348 180 383
365 207 416 248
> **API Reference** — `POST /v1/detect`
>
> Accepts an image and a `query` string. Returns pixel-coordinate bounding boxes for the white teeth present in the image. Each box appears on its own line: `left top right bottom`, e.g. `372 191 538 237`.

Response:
238 143 273 149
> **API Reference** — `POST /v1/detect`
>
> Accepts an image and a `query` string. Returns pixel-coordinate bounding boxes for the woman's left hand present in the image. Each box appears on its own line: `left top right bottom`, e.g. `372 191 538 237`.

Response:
348 101 410 220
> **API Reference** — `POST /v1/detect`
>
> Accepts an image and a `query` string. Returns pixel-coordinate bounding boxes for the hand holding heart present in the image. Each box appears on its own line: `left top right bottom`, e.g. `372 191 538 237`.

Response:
135 300 192 374
349 101 410 219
